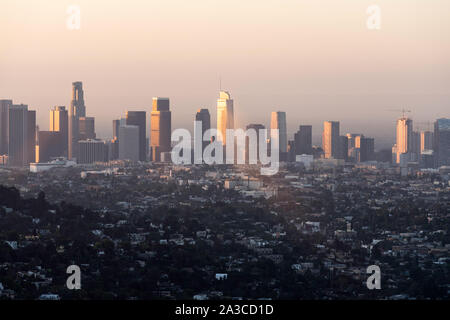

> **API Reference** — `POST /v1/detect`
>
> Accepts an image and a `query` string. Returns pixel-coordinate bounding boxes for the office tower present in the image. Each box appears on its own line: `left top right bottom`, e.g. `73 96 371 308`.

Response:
36 131 63 163
434 118 450 167
119 125 140 162
69 81 86 160
359 137 375 162
270 111 287 161
411 131 420 161
216 91 234 145
322 121 340 159
420 131 433 153
126 111 147 161
245 124 265 163
346 133 360 160
79 117 96 141
0 100 12 155
78 139 108 164
150 97 171 162
196 108 211 153
50 106 69 157
113 119 121 140
287 140 296 162
8 104 28 167
338 135 348 160
393 117 413 163
110 138 119 160
27 110 36 164
294 125 312 155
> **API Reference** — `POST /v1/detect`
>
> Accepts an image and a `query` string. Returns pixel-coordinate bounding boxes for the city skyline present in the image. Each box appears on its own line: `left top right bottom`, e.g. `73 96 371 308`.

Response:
1 81 446 151
1 1 449 148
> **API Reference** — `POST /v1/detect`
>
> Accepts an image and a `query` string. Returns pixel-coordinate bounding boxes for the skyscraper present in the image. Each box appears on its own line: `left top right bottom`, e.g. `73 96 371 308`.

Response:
270 111 287 161
69 81 86 160
434 118 450 167
359 137 375 162
322 121 340 159
50 106 69 157
27 110 36 164
216 91 234 145
8 104 28 167
126 111 147 161
195 108 211 153
119 125 140 162
346 133 360 161
0 100 12 155
150 97 171 162
36 131 63 163
338 135 348 161
420 131 433 153
294 125 312 155
113 119 121 140
78 117 96 141
393 117 413 164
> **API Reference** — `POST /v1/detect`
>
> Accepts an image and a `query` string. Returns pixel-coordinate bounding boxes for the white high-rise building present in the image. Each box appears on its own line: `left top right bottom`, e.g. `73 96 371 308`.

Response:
216 91 234 145
119 125 139 162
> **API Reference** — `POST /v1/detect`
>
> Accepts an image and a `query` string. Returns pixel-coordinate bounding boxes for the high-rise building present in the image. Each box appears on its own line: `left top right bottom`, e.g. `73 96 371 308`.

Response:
359 137 375 162
216 91 234 145
294 125 312 155
69 81 86 160
196 108 211 153
322 121 340 159
346 134 374 162
0 100 12 155
78 139 108 164
50 106 68 157
36 131 63 163
271 111 287 161
411 131 420 161
79 117 96 140
245 124 265 163
393 117 413 164
126 111 147 161
337 135 348 160
346 133 360 160
119 125 140 162
8 104 28 167
113 119 121 140
150 97 171 162
434 118 450 167
27 110 36 164
420 131 434 153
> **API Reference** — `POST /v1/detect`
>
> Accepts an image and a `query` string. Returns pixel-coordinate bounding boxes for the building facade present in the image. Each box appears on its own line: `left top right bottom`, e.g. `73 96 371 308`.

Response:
322 121 340 159
150 97 171 162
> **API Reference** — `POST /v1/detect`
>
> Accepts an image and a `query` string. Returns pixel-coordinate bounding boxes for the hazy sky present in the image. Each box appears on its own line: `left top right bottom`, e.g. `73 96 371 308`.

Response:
1 0 449 149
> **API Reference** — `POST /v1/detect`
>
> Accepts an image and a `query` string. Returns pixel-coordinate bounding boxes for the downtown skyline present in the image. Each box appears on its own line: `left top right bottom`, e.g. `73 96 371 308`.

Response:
0 80 447 151
1 1 449 149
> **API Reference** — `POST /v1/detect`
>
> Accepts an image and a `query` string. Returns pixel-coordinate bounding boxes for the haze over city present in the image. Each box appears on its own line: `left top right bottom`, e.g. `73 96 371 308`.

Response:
1 0 449 149
1 0 450 306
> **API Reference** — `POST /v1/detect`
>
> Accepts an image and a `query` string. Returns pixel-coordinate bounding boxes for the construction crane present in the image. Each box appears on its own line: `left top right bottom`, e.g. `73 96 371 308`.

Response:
386 108 412 118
